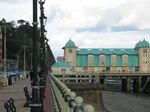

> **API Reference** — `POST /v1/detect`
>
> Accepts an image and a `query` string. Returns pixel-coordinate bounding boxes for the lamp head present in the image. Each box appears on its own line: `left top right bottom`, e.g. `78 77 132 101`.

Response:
2 18 6 24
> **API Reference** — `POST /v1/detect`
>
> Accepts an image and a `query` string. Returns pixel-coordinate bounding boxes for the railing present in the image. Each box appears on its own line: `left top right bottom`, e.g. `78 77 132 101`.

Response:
48 73 95 112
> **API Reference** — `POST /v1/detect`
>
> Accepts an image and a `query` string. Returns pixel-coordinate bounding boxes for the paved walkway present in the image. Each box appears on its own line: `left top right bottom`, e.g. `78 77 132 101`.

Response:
102 91 150 112
0 78 31 112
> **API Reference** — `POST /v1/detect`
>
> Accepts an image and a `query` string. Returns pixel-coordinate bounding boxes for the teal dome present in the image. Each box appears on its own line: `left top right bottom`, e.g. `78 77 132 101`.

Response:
140 39 150 48
65 39 76 48
135 39 150 50
135 40 142 50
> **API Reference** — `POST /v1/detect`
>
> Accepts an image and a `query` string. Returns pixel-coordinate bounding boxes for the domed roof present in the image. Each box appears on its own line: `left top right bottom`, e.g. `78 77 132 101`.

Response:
140 39 150 47
135 40 141 50
65 39 77 48
135 39 150 50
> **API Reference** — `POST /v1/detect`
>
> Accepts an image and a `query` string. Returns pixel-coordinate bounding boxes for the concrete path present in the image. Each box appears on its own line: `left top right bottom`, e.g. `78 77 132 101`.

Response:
0 78 31 112
102 91 150 112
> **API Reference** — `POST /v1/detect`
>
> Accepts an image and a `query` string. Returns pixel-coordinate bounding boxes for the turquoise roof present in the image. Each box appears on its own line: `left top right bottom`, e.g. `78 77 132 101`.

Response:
76 48 138 55
65 39 76 48
52 61 72 68
135 39 150 49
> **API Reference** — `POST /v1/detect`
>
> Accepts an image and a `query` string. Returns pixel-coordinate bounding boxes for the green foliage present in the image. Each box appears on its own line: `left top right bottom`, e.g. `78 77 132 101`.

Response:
0 19 33 70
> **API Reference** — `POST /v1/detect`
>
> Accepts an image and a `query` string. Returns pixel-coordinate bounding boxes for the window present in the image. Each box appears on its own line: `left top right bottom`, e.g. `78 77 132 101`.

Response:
143 49 147 53
69 49 72 53
83 67 87 70
111 54 117 66
88 54 94 66
122 54 128 66
99 54 105 65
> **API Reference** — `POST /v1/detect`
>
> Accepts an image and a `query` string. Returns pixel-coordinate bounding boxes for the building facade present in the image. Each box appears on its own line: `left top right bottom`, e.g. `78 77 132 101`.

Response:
0 28 3 70
52 39 150 74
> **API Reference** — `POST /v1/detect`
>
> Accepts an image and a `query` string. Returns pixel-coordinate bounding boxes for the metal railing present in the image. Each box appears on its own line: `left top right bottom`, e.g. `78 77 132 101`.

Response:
48 73 95 112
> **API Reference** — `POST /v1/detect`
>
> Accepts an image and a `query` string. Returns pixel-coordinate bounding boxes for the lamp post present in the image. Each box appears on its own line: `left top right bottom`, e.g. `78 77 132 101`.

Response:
39 0 48 111
21 45 28 76
30 0 41 112
39 0 47 73
30 53 33 71
0 18 11 86
17 50 20 70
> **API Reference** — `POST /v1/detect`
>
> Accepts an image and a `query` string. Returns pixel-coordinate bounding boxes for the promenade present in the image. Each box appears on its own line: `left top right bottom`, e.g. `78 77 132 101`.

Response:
102 91 150 112
0 78 31 112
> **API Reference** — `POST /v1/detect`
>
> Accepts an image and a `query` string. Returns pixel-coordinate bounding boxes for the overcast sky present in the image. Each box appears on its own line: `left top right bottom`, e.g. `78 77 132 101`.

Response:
1 0 150 58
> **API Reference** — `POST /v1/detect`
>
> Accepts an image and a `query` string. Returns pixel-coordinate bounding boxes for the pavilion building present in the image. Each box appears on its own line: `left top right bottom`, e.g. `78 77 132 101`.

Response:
52 39 150 74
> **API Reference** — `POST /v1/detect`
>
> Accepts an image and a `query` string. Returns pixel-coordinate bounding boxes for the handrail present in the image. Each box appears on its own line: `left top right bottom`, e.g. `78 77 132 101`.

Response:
48 72 95 112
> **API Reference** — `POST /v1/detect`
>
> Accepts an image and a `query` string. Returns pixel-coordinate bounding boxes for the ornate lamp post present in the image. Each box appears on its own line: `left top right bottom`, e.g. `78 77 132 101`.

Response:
39 0 48 111
30 0 41 112
39 0 47 73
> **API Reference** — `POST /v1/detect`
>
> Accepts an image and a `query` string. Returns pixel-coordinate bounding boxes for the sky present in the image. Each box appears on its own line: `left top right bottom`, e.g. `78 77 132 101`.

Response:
0 0 150 58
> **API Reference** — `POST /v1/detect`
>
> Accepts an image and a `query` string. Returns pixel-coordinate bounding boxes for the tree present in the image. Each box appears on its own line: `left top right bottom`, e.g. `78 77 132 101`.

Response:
17 19 26 26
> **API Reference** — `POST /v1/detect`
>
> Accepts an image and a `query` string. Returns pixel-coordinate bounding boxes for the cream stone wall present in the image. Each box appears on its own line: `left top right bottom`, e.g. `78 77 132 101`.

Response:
76 67 84 73
99 54 105 72
122 54 129 72
110 54 117 72
88 54 94 73
64 48 76 71
148 48 150 73
139 48 150 73
52 67 73 74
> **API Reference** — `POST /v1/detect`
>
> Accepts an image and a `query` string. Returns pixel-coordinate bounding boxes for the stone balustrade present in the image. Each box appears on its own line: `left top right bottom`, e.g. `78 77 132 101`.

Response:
49 72 95 112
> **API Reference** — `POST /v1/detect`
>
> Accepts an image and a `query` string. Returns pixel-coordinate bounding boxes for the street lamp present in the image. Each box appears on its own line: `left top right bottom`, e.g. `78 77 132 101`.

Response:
21 45 28 76
0 18 11 86
44 29 47 37
30 0 41 112
38 1 49 112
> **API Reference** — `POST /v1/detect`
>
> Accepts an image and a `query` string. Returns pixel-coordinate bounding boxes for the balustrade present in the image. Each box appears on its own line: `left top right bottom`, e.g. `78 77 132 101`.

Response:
49 72 95 112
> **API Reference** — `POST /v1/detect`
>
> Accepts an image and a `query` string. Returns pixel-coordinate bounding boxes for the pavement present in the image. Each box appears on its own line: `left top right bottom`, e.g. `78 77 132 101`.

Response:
0 78 31 112
102 90 150 112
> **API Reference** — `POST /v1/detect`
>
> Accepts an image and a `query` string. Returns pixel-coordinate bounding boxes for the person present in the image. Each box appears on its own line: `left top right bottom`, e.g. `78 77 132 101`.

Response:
29 71 33 81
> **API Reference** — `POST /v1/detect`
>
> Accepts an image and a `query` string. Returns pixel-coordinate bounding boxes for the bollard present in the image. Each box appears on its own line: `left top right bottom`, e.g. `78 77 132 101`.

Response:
83 105 94 112
74 96 84 112
68 92 77 112
64 89 71 112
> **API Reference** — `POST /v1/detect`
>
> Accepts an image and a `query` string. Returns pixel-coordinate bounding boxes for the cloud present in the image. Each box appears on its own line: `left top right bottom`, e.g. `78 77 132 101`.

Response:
1 0 150 58
111 26 139 32
0 0 32 22
45 0 150 32
0 0 21 4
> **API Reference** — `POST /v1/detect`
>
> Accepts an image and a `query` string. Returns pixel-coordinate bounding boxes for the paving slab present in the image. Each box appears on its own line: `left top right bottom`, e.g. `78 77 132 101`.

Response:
0 78 31 112
102 91 150 112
